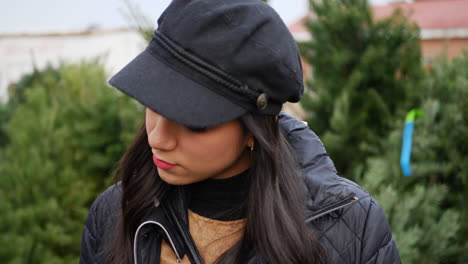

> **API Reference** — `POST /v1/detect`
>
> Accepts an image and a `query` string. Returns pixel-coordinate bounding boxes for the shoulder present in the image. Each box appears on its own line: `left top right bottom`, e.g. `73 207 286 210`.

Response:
86 183 122 234
279 112 400 263
80 183 122 263
279 112 380 214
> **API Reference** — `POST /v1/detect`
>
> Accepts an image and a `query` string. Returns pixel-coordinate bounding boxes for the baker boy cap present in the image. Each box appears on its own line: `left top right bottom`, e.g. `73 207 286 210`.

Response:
109 0 304 128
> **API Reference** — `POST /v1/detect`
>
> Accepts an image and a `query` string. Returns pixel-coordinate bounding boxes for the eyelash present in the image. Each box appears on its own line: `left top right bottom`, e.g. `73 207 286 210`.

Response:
186 126 208 133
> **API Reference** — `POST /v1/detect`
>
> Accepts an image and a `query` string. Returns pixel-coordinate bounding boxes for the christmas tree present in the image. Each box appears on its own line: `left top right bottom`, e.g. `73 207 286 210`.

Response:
0 61 142 263
299 0 424 180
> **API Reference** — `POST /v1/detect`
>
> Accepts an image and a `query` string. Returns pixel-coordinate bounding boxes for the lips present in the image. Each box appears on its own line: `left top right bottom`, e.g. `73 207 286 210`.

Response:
152 155 177 170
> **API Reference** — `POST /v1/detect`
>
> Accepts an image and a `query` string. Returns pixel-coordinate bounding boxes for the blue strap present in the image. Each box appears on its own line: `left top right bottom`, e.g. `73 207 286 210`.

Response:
400 122 414 176
400 109 423 176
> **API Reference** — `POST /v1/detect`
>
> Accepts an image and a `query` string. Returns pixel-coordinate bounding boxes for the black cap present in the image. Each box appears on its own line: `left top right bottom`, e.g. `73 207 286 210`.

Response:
109 0 304 128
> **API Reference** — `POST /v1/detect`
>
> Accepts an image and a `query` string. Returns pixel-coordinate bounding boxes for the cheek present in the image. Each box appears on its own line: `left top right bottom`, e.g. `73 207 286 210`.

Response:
207 139 243 161
145 123 151 137
184 131 246 167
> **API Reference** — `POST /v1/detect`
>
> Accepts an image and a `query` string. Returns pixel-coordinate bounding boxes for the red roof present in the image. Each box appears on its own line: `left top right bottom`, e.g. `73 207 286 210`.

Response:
289 16 308 34
288 0 468 34
373 0 468 29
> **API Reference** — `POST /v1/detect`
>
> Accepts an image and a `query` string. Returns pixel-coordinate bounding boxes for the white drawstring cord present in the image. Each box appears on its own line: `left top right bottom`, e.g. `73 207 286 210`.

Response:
133 221 182 264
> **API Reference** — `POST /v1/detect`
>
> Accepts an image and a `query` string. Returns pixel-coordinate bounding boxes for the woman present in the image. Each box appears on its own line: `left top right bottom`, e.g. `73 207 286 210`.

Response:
80 0 400 263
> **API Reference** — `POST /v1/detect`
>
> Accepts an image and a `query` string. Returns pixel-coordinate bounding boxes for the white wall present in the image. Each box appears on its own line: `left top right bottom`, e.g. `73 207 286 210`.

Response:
0 29 146 102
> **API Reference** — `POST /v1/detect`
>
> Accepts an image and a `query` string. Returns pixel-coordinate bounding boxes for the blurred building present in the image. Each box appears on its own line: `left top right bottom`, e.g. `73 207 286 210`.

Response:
374 0 468 62
289 0 468 63
0 28 145 102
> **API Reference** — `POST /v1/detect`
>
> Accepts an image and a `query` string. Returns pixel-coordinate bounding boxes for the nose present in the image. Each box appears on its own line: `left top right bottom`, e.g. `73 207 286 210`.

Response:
147 111 177 152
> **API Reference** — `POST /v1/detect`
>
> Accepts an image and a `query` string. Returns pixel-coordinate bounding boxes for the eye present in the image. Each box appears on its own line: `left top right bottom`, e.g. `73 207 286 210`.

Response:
186 126 208 133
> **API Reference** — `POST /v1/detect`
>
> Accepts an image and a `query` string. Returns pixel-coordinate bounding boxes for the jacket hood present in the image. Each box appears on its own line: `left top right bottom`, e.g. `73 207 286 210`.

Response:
278 112 361 214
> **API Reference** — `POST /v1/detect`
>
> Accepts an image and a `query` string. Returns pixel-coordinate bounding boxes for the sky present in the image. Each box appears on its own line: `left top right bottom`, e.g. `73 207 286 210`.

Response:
0 0 395 34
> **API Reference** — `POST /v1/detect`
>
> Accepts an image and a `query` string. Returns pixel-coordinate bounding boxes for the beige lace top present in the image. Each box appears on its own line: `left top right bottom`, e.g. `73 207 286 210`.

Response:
160 210 246 264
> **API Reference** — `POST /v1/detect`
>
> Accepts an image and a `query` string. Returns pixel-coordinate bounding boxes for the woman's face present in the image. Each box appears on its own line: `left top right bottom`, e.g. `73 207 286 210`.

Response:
145 108 252 185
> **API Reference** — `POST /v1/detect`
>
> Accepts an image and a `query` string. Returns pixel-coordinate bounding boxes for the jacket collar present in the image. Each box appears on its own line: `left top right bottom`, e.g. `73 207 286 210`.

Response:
136 187 188 263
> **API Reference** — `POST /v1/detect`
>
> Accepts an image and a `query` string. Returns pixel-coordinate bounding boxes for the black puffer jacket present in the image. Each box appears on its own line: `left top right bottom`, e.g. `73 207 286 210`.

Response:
80 113 400 264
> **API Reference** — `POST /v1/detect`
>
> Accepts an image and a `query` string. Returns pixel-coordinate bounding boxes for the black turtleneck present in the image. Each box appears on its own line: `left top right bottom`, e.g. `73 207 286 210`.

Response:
186 169 251 221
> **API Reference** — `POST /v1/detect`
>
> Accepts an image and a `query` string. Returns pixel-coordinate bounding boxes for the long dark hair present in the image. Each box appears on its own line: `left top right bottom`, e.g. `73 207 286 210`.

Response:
106 114 325 263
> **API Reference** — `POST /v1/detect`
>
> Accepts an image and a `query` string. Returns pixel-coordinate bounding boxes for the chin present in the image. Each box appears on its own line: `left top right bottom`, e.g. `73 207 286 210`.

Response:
158 169 198 186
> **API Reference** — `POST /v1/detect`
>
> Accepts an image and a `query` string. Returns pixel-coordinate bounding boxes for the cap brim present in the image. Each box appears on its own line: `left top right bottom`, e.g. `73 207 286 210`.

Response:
109 50 246 128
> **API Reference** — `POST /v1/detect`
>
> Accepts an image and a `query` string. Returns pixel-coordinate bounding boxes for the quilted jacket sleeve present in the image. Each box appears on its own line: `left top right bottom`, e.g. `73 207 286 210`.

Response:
80 193 104 264
80 184 121 264
360 196 400 264
278 112 400 263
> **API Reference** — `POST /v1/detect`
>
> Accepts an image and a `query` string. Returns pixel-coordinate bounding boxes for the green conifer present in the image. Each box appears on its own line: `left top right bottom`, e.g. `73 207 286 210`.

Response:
299 0 424 179
0 61 142 263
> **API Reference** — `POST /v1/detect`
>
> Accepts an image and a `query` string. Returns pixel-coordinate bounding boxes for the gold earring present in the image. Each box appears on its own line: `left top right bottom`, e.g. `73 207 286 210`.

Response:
249 141 254 151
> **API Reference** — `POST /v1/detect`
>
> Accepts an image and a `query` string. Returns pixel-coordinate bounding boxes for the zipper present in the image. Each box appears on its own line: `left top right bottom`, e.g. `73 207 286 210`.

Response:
305 195 359 223
133 221 182 264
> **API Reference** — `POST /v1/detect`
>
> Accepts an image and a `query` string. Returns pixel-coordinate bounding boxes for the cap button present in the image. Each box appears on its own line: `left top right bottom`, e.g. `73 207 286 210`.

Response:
256 93 268 110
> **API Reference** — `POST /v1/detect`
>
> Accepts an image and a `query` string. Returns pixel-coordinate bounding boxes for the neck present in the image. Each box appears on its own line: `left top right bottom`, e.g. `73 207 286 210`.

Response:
186 168 251 221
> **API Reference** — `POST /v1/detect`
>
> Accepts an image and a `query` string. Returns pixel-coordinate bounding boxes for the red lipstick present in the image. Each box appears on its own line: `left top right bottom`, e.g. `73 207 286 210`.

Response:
152 155 176 170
